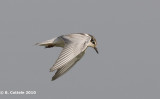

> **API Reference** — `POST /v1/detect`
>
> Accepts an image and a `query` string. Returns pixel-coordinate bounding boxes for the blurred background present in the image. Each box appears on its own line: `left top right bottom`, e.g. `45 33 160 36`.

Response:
0 0 160 99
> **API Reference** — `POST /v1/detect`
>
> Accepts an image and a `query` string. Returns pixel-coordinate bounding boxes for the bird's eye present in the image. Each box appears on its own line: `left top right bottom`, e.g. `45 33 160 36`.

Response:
91 39 95 44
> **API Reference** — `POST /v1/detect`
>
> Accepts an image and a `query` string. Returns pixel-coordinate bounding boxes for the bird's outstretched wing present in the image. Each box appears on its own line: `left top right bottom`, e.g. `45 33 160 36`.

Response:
50 34 91 80
52 51 85 81
50 35 90 72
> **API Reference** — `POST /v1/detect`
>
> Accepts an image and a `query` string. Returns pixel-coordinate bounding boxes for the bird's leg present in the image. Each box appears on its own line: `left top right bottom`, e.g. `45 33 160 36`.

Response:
45 44 55 48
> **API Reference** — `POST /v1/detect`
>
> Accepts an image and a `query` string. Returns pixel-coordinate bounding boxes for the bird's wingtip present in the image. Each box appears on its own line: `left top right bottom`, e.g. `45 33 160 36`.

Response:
51 77 57 81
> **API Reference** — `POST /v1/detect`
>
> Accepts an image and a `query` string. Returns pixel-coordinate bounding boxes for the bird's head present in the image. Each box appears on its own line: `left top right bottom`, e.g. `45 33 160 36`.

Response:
88 34 98 54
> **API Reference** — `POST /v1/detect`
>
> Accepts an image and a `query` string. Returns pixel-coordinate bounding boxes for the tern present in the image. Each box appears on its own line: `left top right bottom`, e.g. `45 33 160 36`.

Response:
36 33 98 81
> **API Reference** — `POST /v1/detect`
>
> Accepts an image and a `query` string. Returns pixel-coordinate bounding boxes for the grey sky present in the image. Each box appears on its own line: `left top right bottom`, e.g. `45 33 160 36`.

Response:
0 0 160 99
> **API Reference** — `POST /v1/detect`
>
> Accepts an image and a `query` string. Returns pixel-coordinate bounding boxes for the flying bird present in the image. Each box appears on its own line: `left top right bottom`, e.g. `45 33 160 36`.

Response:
36 33 98 81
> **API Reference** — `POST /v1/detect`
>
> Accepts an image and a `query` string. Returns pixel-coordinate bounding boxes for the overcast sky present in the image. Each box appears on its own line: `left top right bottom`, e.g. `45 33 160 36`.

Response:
0 0 160 99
